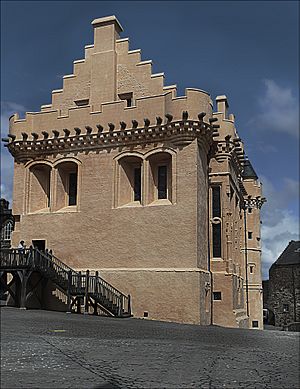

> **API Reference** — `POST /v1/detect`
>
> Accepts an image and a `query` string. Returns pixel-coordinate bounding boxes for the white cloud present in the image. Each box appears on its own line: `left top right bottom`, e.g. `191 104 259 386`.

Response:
260 175 300 279
250 79 299 138
0 101 27 204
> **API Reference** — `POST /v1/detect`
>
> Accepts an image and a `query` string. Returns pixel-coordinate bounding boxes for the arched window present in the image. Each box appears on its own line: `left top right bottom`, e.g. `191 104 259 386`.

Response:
29 163 51 212
55 161 78 210
147 152 172 203
1 220 14 241
117 156 143 206
211 185 222 258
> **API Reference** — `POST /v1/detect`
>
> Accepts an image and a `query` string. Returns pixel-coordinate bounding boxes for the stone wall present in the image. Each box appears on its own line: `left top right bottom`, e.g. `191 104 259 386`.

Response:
268 265 300 326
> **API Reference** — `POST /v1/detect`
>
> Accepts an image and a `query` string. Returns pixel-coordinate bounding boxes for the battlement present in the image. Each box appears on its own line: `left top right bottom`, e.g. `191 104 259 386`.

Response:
9 88 213 140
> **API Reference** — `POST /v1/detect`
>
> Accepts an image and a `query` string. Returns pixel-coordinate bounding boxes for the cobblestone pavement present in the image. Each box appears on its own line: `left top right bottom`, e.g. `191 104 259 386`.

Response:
1 307 299 388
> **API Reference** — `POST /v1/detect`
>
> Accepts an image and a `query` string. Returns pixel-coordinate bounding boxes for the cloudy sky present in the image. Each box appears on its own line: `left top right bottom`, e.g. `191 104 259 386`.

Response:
1 1 299 278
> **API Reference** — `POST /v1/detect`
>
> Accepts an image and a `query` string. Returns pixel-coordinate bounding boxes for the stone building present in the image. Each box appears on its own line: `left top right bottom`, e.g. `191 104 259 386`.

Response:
0 199 14 248
3 16 265 328
263 240 300 327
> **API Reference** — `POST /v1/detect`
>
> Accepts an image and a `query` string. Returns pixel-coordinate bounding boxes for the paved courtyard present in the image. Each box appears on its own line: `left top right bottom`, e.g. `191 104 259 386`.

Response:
1 307 299 388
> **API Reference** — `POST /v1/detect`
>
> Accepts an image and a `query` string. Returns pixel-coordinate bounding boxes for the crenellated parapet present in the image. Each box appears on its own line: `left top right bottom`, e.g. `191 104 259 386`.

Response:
5 112 219 162
9 88 213 140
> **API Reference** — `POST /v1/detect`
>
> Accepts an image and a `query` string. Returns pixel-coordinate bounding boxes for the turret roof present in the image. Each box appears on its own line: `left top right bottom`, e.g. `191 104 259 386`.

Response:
243 159 258 180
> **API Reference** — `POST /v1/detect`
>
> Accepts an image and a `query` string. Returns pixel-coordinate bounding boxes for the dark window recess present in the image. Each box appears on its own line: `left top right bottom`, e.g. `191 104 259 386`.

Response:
69 173 77 206
213 292 222 300
283 304 289 312
252 320 259 328
158 165 167 199
248 231 253 239
74 99 89 106
212 223 222 257
248 208 252 214
249 265 254 274
32 240 46 251
212 186 221 217
143 311 149 317
119 93 133 107
134 167 141 201
47 173 51 207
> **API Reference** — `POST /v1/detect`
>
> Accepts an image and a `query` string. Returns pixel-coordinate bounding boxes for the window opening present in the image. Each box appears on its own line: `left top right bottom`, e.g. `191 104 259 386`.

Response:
134 167 141 201
283 304 289 312
213 292 222 300
118 93 133 107
212 186 221 217
212 223 222 257
158 165 167 199
248 231 253 239
248 208 252 214
32 240 46 251
74 99 89 107
69 172 78 206
249 265 254 274
252 320 259 328
29 164 51 212
1 221 13 241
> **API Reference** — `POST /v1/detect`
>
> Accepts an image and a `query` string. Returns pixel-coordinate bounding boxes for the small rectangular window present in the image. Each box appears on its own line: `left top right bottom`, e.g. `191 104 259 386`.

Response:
252 320 259 328
133 167 141 201
248 208 252 214
69 173 77 206
248 231 253 239
249 265 254 274
283 304 289 312
74 99 89 106
47 173 51 207
158 165 167 199
119 93 133 107
212 186 221 217
213 292 222 300
212 223 222 257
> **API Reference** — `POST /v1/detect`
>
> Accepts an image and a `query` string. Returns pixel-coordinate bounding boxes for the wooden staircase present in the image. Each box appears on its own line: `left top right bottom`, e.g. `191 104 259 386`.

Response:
0 248 131 317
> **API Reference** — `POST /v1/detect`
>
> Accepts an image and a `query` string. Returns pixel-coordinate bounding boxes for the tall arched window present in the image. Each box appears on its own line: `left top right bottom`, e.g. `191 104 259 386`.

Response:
117 156 143 206
29 163 51 212
1 220 14 241
55 161 78 210
147 152 172 203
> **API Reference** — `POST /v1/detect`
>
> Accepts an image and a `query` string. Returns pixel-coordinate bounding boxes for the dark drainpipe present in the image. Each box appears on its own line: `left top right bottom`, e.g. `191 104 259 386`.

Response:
243 206 249 317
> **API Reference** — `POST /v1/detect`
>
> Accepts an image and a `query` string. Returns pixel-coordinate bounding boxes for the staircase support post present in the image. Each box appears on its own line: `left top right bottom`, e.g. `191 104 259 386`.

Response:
19 270 28 309
84 270 89 315
67 270 72 313
128 294 131 315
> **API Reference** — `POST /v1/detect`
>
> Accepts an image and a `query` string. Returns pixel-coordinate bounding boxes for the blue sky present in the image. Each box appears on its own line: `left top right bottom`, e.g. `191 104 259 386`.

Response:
1 1 299 278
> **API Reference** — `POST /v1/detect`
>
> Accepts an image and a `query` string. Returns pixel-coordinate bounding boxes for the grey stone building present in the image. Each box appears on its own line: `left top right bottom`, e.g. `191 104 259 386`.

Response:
0 199 14 249
263 240 300 327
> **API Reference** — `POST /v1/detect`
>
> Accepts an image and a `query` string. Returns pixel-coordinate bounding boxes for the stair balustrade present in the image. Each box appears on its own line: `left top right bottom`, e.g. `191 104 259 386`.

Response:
0 247 131 317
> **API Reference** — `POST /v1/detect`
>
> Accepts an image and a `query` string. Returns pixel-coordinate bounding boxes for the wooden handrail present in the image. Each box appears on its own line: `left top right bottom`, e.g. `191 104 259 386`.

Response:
0 247 131 316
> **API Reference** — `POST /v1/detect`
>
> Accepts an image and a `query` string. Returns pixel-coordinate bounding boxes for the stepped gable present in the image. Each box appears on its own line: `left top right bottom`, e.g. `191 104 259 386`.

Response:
7 15 214 144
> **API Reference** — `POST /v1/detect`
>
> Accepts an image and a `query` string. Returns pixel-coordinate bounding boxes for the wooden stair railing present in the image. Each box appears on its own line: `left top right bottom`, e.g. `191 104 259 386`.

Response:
0 248 131 317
